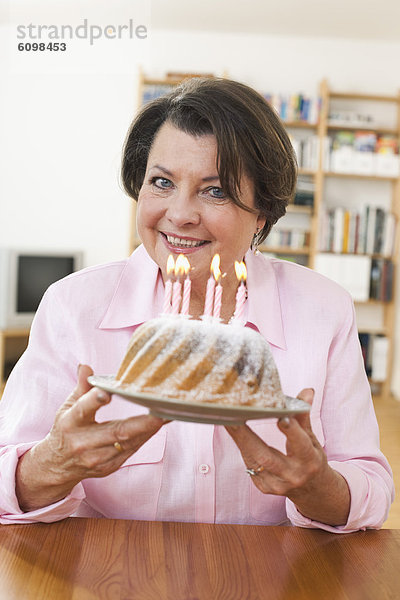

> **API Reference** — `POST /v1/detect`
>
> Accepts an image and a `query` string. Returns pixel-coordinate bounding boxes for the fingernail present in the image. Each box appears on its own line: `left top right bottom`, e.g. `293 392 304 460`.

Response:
97 390 109 403
279 416 291 428
77 363 82 375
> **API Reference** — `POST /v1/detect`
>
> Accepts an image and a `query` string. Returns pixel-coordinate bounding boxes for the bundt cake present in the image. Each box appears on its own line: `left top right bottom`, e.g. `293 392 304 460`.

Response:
116 316 285 408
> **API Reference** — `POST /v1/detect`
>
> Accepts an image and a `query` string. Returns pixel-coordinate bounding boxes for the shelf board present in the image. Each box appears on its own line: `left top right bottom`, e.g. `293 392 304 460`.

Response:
143 78 186 86
354 299 393 306
260 246 310 255
287 204 313 214
329 92 399 103
317 251 394 260
298 168 316 177
324 171 398 182
284 121 318 129
358 328 388 336
327 123 399 136
0 328 30 337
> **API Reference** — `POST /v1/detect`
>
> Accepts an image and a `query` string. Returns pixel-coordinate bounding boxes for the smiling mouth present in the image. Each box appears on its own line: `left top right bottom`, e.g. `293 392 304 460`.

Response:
162 233 209 248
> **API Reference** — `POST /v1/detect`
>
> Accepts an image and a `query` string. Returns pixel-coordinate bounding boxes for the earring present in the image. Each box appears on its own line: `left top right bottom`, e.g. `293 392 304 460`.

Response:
252 227 261 255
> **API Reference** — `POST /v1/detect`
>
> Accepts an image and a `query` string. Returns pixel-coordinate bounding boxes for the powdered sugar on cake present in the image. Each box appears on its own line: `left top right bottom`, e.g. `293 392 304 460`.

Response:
116 316 285 409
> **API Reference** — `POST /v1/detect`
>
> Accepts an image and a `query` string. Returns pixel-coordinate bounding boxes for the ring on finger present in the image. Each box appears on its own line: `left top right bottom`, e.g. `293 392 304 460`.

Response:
114 441 123 453
246 465 265 476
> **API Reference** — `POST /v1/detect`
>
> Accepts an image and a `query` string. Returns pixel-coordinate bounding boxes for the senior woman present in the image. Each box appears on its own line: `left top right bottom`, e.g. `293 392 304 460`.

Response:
0 78 393 531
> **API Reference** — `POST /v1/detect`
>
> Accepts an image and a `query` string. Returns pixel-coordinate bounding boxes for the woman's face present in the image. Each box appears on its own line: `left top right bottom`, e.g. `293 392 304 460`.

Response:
137 122 266 289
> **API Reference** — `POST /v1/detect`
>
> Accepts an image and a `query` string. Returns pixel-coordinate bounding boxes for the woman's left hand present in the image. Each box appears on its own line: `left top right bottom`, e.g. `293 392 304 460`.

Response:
225 388 350 527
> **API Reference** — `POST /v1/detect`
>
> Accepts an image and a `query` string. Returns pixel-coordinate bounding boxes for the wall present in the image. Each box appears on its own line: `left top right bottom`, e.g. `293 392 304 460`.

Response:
1 26 399 394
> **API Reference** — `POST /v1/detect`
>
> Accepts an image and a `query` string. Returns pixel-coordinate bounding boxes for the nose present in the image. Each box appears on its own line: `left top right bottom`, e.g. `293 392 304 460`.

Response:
165 188 201 227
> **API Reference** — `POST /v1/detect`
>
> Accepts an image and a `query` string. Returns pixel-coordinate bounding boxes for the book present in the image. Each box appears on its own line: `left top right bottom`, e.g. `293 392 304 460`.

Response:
370 336 389 382
365 207 377 255
382 213 396 258
354 131 377 152
314 253 371 302
376 135 399 155
358 333 372 377
369 259 394 301
333 207 344 253
264 93 320 124
373 208 386 255
342 210 350 253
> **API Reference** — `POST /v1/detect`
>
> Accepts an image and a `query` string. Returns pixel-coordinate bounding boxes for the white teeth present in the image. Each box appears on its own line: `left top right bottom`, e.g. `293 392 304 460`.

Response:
166 235 204 248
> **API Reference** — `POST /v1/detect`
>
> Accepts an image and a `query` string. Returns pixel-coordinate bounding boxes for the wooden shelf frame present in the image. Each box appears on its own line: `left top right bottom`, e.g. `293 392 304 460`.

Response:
324 171 399 182
327 123 399 136
0 328 30 394
260 246 311 255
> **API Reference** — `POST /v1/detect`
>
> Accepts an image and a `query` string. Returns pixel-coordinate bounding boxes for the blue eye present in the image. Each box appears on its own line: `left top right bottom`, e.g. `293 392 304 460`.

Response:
208 187 226 199
151 177 172 189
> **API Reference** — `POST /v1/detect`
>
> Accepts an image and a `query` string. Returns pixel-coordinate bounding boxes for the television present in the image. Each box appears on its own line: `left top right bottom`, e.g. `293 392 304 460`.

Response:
0 249 84 329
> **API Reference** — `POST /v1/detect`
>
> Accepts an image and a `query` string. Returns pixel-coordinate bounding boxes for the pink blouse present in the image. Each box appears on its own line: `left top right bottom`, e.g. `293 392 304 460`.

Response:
0 246 394 532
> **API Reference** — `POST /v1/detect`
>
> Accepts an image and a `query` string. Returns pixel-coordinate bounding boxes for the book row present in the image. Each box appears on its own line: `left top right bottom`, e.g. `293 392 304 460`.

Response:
290 135 321 171
329 131 399 177
370 259 394 302
319 206 396 257
331 131 398 154
290 133 400 177
264 93 320 124
358 334 388 382
294 176 315 207
314 254 394 303
328 109 376 129
264 229 310 250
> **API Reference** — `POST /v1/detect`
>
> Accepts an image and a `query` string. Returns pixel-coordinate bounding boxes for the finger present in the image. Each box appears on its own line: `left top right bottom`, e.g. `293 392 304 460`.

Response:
63 364 94 410
282 388 315 438
68 387 112 425
225 424 286 474
246 468 289 497
277 412 321 458
112 414 167 447
89 415 169 473
297 388 314 405
77 413 168 457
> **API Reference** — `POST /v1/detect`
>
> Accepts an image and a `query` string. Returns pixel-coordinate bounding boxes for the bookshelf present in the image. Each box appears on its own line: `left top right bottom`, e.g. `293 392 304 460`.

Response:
129 73 400 396
260 82 399 397
313 81 399 397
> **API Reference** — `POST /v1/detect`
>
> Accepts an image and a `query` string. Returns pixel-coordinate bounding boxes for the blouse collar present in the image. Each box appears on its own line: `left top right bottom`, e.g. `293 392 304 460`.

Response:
99 245 286 350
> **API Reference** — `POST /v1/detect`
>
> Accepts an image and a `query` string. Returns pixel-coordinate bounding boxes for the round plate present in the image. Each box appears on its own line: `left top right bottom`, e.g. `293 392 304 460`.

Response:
88 375 310 426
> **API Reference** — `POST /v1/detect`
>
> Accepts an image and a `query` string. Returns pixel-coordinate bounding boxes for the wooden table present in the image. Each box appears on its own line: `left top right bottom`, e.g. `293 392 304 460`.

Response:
0 518 399 600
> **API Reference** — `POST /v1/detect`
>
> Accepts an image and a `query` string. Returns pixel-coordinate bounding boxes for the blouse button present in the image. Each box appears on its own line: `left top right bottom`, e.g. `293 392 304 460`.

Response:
199 463 210 474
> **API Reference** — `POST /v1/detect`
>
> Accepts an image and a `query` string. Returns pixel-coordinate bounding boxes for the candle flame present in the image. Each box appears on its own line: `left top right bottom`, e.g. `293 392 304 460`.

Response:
234 261 247 282
210 254 221 281
175 254 190 277
167 255 175 276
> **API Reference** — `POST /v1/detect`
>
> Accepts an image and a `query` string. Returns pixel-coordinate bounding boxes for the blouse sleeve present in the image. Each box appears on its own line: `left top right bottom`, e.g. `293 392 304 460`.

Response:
0 284 86 524
286 296 394 532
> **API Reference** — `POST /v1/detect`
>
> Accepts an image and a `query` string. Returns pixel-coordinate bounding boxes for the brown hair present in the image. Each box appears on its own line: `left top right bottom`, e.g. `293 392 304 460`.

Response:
121 77 297 244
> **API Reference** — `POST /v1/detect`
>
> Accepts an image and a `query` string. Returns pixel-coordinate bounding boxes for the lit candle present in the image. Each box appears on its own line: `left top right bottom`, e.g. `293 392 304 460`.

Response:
180 256 192 316
212 256 223 319
171 254 186 315
203 254 219 317
233 261 247 324
162 255 175 314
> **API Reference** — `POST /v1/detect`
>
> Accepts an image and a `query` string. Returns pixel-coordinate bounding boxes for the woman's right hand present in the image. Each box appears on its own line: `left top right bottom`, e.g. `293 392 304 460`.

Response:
15 364 167 512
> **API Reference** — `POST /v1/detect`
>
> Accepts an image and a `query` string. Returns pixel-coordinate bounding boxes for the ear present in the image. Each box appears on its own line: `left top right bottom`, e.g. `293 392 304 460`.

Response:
256 214 267 232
